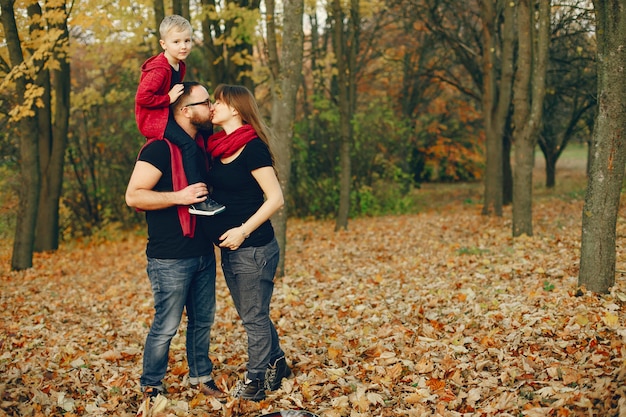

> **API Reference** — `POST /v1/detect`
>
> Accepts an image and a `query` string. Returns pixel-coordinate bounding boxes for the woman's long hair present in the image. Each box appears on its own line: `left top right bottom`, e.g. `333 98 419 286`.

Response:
212 84 276 167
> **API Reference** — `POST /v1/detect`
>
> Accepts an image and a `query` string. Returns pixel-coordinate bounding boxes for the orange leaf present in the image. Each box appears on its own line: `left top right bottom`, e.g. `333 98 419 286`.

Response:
426 378 445 391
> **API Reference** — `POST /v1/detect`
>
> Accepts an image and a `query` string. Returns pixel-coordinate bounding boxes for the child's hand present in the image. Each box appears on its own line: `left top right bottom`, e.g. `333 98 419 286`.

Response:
168 84 184 104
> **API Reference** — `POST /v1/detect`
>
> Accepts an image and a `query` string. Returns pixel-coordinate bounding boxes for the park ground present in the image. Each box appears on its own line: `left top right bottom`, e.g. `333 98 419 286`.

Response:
1 145 625 416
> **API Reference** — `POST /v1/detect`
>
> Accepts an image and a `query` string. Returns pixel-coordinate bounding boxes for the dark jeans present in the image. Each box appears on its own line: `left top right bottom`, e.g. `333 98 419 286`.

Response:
141 254 217 389
221 238 285 380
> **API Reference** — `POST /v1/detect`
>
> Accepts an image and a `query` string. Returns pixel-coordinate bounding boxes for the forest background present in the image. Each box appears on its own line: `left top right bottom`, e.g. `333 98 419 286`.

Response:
1 0 626 415
0 0 599 250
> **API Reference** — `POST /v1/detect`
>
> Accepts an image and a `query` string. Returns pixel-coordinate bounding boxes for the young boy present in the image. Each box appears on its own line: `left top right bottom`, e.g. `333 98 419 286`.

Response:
135 15 225 216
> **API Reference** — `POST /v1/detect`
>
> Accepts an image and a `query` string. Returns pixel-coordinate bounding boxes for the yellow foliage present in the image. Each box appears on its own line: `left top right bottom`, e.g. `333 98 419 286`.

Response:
230 51 253 66
105 89 133 106
72 86 105 110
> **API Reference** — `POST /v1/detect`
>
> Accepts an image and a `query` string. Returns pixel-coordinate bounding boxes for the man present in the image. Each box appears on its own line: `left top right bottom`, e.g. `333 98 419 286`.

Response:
125 81 225 401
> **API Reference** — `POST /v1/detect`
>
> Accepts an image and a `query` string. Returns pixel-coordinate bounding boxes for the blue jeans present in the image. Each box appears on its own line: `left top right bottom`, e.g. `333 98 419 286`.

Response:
221 238 284 380
141 254 217 389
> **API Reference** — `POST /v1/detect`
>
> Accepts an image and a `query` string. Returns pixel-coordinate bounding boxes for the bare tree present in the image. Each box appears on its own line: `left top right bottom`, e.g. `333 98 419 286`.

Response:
578 0 626 293
538 1 596 188
420 0 516 206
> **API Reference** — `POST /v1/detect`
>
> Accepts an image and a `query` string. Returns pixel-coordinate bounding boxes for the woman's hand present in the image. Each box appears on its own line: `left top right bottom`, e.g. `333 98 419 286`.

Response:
218 226 248 250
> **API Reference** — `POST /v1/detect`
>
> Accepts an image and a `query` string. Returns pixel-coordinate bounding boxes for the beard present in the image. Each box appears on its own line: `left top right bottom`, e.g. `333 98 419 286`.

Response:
191 116 214 137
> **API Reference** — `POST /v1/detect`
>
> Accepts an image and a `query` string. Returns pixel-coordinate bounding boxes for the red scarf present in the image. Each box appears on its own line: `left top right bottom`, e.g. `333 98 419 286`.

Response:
139 137 204 238
207 124 258 159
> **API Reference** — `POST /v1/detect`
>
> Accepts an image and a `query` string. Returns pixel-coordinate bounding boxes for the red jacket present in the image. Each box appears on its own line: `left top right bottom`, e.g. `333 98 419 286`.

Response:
135 52 187 140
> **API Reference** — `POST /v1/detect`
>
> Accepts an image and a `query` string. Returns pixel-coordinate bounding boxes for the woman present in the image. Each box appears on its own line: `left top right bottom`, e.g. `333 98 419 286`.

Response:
204 84 292 401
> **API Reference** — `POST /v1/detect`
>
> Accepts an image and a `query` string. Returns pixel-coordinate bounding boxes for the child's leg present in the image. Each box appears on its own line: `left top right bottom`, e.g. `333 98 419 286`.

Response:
164 116 205 185
165 116 225 216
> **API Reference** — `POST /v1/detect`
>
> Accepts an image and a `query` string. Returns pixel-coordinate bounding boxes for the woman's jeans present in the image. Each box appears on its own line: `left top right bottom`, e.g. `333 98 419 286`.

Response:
221 237 284 381
141 254 217 389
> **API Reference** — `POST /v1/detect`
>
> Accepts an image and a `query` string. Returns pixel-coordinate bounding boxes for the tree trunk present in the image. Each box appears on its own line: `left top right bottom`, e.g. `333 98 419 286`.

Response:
503 131 513 205
172 0 183 17
181 0 190 21
545 154 556 188
512 0 533 235
26 2 52 251
579 0 626 293
512 0 549 237
153 0 164 34
332 0 355 231
266 0 304 277
1 0 41 270
35 2 70 252
11 122 40 270
336 136 352 231
200 0 222 87
481 0 515 216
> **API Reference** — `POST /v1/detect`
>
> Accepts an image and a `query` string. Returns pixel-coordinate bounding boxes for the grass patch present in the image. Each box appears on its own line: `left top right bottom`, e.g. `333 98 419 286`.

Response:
456 246 490 255
412 144 589 210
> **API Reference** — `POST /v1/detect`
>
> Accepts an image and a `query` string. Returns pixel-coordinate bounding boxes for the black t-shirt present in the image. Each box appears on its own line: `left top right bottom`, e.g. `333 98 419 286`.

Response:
138 140 213 259
170 66 181 88
203 138 274 247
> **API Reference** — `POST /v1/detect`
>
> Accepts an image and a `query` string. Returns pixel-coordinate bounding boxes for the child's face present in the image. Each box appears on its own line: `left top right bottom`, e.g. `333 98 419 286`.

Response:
160 29 193 63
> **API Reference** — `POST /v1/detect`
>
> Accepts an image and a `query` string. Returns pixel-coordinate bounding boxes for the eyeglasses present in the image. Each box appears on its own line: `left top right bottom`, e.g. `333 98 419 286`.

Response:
183 99 211 108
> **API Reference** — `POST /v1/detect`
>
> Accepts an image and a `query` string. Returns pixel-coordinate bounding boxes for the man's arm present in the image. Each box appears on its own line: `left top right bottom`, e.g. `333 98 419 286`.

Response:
125 160 208 211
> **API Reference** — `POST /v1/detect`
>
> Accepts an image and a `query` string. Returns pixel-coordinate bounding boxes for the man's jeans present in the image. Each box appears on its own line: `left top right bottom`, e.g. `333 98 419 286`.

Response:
141 254 216 389
221 237 284 380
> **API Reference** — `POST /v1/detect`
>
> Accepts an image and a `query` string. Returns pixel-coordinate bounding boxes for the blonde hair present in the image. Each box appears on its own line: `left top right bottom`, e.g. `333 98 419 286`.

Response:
213 84 276 167
159 15 192 39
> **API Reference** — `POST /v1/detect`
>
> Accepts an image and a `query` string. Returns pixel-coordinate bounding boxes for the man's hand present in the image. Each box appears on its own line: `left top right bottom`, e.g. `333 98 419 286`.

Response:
126 160 210 210
181 182 210 206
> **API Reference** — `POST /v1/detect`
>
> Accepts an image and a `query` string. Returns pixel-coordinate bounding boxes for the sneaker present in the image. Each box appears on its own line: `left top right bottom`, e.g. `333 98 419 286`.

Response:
189 198 226 216
141 386 163 400
138 386 166 417
265 356 293 391
231 373 266 401
192 379 227 399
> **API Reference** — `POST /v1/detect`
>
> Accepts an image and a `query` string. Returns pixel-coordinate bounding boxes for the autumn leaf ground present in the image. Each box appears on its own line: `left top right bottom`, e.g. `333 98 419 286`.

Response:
2 149 626 416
